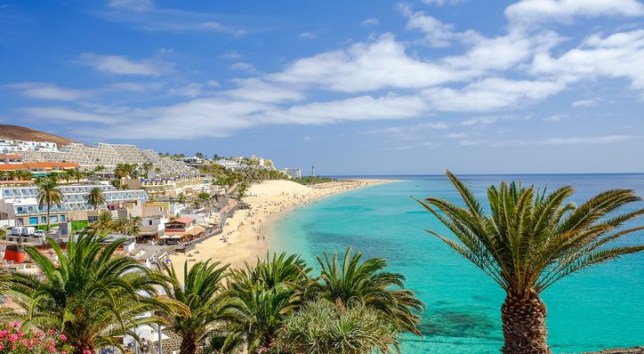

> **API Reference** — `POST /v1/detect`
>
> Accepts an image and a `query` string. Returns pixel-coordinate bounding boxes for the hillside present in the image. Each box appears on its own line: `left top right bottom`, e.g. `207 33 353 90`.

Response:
0 124 73 146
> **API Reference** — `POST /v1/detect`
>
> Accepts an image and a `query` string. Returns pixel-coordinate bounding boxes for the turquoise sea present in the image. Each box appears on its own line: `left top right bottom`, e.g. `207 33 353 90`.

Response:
268 174 644 354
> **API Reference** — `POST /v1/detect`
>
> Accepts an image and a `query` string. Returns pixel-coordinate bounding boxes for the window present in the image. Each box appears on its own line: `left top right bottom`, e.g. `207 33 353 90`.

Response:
60 215 66 221
41 216 47 223
29 216 38 225
149 220 153 226
50 216 58 223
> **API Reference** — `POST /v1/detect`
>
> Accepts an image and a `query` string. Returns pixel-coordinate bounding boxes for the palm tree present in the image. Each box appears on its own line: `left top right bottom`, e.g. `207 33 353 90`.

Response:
112 218 128 235
92 210 114 234
223 285 298 353
416 171 644 354
223 253 310 353
142 162 153 178
157 260 233 354
277 299 397 354
8 231 168 353
63 169 75 184
126 216 141 236
86 187 106 211
310 248 424 337
37 177 63 231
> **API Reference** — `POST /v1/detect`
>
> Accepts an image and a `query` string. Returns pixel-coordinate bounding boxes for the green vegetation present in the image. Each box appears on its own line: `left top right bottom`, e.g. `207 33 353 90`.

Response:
36 177 62 231
36 220 88 233
85 186 106 210
277 299 397 354
157 260 233 354
292 176 336 185
416 171 644 354
1 238 422 354
5 231 170 353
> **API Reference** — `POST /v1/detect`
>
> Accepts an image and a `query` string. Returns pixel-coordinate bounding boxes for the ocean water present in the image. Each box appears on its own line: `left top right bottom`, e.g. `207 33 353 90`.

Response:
268 174 644 354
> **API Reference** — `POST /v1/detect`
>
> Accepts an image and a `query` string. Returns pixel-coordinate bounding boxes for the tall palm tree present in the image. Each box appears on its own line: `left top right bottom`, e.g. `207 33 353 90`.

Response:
310 248 424 337
157 260 233 354
86 186 106 211
37 177 63 231
7 231 168 353
416 171 644 354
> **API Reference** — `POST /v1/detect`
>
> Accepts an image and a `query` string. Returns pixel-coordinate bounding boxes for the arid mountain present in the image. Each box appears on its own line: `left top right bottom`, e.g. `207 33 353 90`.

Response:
0 124 73 146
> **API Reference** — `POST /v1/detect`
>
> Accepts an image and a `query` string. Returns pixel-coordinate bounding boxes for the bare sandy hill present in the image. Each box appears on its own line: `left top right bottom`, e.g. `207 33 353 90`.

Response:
0 124 73 146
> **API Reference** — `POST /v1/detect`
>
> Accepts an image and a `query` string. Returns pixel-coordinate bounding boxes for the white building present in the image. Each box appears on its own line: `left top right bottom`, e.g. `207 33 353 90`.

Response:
0 184 147 228
0 139 58 153
283 168 302 179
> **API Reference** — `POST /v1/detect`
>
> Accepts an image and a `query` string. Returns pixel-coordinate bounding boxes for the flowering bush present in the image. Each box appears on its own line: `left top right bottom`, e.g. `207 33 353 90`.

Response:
0 322 74 354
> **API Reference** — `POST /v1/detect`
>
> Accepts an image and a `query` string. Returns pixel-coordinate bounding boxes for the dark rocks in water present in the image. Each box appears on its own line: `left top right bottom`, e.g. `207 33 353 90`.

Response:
419 309 497 339
587 348 644 354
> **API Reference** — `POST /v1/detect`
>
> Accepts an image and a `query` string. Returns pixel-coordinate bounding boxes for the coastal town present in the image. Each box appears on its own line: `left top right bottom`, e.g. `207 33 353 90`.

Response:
0 130 388 353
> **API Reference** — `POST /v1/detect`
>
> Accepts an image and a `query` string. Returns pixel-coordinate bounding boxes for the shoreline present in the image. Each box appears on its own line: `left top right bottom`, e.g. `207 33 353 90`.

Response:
168 178 395 281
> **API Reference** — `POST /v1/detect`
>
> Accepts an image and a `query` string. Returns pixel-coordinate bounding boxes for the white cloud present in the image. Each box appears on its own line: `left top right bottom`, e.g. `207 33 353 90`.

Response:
420 0 462 5
207 80 220 87
400 5 457 47
108 0 153 11
99 4 245 35
229 62 255 72
424 78 564 112
506 0 644 26
269 34 464 92
220 51 244 60
460 114 530 126
536 135 636 145
225 78 304 103
6 82 93 101
531 30 644 92
78 52 170 76
571 99 597 107
362 18 380 26
106 82 164 93
298 32 318 40
265 94 429 125
362 121 448 139
17 106 122 123
168 83 205 98
543 114 567 122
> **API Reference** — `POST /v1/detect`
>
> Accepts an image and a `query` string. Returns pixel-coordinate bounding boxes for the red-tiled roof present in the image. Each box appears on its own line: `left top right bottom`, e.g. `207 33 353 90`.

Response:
23 162 79 169
0 164 27 171
166 217 195 225
0 162 79 172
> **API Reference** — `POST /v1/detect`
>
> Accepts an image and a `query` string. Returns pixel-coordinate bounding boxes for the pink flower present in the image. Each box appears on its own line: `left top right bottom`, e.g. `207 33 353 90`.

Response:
59 333 67 341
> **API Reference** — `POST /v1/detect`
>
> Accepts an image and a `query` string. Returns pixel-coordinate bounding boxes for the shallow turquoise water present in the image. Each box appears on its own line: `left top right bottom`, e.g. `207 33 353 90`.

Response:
269 175 644 353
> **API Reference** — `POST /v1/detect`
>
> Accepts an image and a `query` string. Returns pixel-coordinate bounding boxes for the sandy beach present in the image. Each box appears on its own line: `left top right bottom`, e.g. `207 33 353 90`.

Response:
168 179 392 281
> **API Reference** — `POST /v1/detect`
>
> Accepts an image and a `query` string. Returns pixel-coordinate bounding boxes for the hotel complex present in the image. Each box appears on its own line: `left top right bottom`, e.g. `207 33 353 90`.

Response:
0 184 147 228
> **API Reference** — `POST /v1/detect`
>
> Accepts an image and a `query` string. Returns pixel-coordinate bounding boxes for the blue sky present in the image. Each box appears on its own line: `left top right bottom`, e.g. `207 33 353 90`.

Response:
1 0 643 175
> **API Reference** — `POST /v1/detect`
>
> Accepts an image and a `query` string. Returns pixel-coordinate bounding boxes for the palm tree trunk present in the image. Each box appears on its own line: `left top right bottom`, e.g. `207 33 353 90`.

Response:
46 205 51 231
180 335 198 354
501 290 551 354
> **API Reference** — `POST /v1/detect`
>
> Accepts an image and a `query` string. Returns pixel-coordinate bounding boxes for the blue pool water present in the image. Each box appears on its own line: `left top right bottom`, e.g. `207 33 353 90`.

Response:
268 174 644 353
